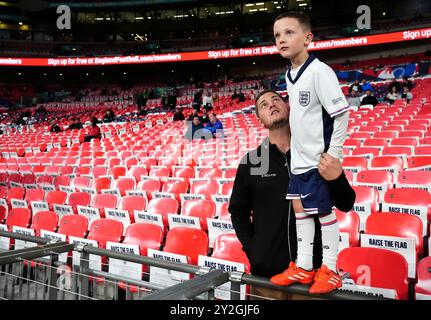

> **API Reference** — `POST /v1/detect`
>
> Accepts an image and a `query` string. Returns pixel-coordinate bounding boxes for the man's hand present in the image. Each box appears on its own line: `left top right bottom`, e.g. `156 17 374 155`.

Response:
318 153 343 181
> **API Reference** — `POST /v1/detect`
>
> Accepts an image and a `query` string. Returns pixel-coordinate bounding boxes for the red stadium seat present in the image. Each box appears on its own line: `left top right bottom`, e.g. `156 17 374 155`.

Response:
113 177 136 196
383 188 431 221
415 257 431 299
87 219 123 248
221 182 234 196
351 147 380 157
163 227 209 265
363 138 388 149
161 180 188 201
7 187 25 203
46 191 67 208
342 157 369 172
407 156 431 169
149 167 171 179
30 211 59 236
21 174 36 185
147 197 179 227
71 176 92 189
119 195 147 222
366 213 423 255
127 166 148 182
190 180 219 199
211 234 250 273
352 186 380 212
94 177 112 193
25 188 45 203
57 214 89 238
397 171 431 190
382 146 412 156
223 168 237 179
198 167 223 179
219 202 231 221
92 166 108 178
53 175 71 189
181 199 216 231
123 222 163 267
356 170 394 193
370 156 404 172
6 208 31 231
173 167 195 181
91 194 118 218
335 210 360 247
68 192 91 209
109 166 127 179
37 175 54 185
337 247 409 300
137 179 161 200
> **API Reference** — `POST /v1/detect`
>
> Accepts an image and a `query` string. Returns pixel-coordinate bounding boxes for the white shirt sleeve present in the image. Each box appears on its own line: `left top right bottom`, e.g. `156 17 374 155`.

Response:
314 63 349 118
327 110 349 160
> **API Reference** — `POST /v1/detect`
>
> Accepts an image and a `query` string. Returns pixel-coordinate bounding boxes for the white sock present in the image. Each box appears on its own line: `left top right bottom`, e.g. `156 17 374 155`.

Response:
319 212 339 272
295 212 315 271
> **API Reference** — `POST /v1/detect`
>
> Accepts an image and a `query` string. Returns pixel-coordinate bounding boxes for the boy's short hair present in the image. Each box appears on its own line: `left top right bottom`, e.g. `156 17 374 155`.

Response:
255 90 284 116
274 11 311 31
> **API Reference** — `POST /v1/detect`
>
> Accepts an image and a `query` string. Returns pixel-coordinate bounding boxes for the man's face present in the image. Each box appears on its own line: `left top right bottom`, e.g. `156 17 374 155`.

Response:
192 117 200 126
273 17 312 60
256 92 289 130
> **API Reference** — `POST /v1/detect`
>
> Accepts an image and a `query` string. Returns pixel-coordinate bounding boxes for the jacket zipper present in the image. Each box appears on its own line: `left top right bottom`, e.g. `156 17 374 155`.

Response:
277 147 293 262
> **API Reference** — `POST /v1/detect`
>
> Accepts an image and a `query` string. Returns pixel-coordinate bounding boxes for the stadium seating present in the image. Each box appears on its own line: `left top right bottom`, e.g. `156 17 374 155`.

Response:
337 247 409 300
163 227 209 265
335 210 360 247
30 210 59 236
57 214 89 238
415 257 431 299
365 212 423 255
87 218 123 248
211 234 250 273
181 199 216 231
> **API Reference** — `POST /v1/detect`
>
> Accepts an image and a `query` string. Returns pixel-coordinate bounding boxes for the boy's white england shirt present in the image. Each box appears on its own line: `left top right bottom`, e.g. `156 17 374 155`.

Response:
286 54 349 175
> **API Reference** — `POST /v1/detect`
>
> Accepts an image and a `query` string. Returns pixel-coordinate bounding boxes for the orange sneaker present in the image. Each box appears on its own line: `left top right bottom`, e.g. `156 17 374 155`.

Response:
270 262 315 286
309 265 342 294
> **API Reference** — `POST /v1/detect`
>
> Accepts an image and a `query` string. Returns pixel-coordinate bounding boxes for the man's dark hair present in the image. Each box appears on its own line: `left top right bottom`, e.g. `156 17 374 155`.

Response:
255 90 284 116
274 11 312 31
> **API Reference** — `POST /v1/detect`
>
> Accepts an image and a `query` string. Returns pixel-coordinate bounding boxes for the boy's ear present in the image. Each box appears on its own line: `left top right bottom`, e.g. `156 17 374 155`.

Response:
305 32 313 45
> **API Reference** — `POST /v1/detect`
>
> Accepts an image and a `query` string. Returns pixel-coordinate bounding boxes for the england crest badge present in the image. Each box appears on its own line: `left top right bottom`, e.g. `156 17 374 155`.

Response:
299 91 310 107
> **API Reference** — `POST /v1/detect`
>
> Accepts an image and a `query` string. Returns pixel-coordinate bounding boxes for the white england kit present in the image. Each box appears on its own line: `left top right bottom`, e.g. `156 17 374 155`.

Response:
285 54 349 214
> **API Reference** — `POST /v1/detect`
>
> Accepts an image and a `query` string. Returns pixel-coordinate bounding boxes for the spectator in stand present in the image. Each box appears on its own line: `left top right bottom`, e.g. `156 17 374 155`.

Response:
68 118 83 130
388 78 401 93
231 89 239 101
103 109 116 123
49 120 62 133
168 89 178 111
238 90 246 102
192 89 203 112
360 79 373 92
401 86 413 103
84 117 101 142
347 91 361 108
187 109 199 121
185 115 210 141
360 90 379 107
348 80 362 95
202 91 213 111
173 107 185 121
385 86 401 104
205 113 224 138
137 105 148 116
199 108 210 124
401 77 413 91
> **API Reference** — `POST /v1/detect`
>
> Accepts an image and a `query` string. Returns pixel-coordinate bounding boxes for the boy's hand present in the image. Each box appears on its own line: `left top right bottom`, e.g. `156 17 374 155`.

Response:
318 153 342 181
